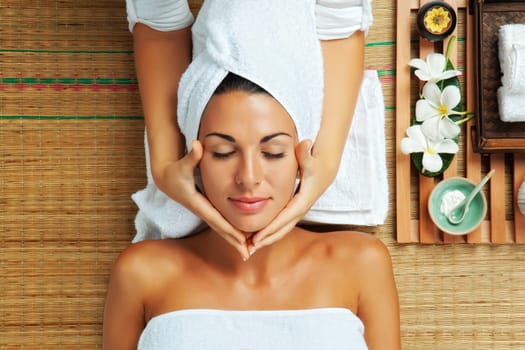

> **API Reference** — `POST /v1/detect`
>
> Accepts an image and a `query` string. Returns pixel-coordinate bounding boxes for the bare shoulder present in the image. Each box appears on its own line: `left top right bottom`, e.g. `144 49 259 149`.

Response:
307 230 391 266
113 239 179 270
320 232 400 348
109 239 192 293
306 230 394 288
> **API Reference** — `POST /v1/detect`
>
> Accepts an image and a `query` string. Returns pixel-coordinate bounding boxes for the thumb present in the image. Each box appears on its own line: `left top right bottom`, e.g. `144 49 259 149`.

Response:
186 140 203 165
295 139 312 166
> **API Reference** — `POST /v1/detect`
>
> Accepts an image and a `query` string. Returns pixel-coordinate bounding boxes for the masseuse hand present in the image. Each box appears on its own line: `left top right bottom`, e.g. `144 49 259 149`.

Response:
159 140 251 260
250 139 337 253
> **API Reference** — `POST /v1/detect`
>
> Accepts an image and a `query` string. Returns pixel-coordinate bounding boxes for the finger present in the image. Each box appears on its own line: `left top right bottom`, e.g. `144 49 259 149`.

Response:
252 219 297 253
252 195 304 245
295 139 313 172
168 141 202 191
295 139 312 164
186 189 250 260
191 193 247 245
217 230 251 261
189 191 250 246
193 200 250 261
184 140 203 167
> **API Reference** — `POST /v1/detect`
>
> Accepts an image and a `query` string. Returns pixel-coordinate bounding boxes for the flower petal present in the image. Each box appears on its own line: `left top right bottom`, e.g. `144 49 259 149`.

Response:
426 53 447 77
438 69 462 81
422 82 442 105
408 58 427 70
400 137 424 154
406 125 427 145
415 99 439 122
438 118 461 139
422 152 443 173
414 70 431 81
441 85 461 110
421 117 443 141
436 138 459 154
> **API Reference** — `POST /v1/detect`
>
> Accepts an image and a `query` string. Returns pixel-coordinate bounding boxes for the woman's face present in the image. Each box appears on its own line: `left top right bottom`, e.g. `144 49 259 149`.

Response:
198 90 298 233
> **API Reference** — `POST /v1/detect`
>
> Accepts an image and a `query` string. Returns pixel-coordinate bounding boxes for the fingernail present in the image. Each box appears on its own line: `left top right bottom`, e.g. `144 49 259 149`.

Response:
249 247 257 256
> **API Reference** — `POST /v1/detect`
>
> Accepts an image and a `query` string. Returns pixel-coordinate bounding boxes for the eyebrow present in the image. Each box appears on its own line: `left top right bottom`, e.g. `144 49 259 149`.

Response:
205 132 292 143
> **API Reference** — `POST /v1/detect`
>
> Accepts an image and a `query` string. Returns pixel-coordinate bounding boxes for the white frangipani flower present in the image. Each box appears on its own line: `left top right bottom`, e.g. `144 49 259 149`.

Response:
415 82 461 140
409 53 461 83
401 125 459 173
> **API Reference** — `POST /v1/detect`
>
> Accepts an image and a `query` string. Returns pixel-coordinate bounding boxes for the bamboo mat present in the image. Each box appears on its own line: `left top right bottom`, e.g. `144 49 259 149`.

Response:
0 0 524 349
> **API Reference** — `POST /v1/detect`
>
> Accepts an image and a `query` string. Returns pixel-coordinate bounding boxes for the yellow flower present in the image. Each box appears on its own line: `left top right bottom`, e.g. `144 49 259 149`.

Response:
423 6 451 34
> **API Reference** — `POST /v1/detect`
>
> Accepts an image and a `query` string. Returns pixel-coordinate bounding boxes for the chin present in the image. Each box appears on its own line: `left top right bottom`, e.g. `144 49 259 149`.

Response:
229 217 272 234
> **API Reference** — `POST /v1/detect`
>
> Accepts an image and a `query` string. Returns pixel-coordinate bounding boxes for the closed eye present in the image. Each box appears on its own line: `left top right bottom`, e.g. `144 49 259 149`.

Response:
212 151 236 159
263 152 286 159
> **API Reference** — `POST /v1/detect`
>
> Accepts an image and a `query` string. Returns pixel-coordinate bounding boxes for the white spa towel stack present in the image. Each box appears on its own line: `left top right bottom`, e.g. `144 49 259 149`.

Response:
497 24 525 122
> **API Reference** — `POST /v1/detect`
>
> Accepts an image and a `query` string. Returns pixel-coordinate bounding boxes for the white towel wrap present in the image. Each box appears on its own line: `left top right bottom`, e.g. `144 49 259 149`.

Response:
178 0 323 157
137 308 367 350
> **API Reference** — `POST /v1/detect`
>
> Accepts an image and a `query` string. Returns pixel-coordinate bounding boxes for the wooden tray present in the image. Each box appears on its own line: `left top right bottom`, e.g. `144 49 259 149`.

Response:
473 0 525 152
395 0 525 244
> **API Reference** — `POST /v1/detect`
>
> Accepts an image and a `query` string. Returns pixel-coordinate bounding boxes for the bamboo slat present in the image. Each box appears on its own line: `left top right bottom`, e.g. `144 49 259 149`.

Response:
465 1 483 243
395 0 415 243
514 154 525 243
442 0 465 244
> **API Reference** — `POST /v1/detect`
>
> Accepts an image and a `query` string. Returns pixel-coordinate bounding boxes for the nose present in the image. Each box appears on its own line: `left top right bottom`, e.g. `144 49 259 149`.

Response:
235 153 263 188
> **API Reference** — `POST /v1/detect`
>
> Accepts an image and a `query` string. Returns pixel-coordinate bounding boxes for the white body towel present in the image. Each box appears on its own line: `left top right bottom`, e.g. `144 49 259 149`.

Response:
304 70 387 225
129 0 387 242
137 308 367 350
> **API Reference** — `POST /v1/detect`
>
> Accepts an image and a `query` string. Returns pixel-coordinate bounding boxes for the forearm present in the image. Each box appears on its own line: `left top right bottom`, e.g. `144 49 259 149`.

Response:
314 31 365 178
133 24 192 182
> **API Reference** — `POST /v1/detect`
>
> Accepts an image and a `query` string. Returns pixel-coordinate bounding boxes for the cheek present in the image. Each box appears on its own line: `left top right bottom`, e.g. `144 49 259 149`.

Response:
199 155 231 196
270 160 298 196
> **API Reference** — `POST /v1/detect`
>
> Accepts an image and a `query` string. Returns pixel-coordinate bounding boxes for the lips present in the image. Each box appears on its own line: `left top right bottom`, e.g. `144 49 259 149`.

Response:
229 197 270 213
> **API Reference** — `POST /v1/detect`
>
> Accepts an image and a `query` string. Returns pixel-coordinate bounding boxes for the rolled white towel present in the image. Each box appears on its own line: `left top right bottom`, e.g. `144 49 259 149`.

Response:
497 86 525 122
498 24 525 93
501 44 525 93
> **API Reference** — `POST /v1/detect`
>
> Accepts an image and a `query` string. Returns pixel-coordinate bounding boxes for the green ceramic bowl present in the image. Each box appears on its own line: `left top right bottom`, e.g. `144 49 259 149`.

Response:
428 177 487 235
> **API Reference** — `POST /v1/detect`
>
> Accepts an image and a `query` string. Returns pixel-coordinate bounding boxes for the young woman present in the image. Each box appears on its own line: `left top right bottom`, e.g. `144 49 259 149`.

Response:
126 0 371 259
102 73 400 349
